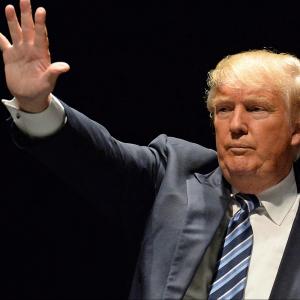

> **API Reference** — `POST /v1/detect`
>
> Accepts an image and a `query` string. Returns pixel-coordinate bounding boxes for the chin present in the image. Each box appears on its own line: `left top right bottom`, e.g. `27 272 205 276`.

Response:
227 167 256 176
222 158 258 176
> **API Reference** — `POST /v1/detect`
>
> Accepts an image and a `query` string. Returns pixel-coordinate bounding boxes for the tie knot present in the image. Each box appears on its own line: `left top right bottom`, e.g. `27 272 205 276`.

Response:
232 193 260 213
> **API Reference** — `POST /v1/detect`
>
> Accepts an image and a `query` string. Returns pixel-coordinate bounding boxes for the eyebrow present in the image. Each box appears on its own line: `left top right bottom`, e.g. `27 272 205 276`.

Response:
213 97 277 111
213 95 270 102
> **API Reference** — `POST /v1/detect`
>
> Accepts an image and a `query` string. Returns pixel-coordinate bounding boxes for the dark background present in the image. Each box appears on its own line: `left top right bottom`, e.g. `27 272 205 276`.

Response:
0 0 299 299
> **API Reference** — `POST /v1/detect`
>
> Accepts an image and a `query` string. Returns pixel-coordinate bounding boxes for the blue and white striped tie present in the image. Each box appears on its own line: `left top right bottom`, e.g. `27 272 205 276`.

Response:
208 193 260 300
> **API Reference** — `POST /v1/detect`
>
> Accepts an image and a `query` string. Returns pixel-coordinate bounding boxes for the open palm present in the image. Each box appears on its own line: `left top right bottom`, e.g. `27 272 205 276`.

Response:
0 0 69 112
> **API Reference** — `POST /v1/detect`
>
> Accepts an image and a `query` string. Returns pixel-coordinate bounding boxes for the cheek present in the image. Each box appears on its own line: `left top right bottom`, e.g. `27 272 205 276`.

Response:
256 142 290 164
215 136 229 163
256 124 292 150
248 126 293 165
214 123 227 146
214 134 225 156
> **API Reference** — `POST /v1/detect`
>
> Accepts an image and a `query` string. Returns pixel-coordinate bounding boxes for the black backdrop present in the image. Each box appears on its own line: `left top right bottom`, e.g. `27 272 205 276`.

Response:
0 1 300 299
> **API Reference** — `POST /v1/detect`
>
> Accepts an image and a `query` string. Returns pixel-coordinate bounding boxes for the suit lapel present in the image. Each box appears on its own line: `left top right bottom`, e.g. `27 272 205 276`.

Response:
163 168 230 299
270 165 300 299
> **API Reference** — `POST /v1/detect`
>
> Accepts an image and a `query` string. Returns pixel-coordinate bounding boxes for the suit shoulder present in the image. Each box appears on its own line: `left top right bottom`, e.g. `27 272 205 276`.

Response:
149 134 218 174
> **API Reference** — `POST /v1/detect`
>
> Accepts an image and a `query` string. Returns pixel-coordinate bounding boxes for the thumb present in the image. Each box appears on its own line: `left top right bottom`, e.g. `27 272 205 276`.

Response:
44 61 70 84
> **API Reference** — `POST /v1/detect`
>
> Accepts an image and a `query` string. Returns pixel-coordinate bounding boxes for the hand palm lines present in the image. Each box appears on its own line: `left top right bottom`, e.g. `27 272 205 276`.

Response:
5 45 50 93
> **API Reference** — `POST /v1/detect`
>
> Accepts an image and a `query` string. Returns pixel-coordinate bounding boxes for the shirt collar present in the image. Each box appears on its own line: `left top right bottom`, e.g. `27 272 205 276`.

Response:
257 167 297 226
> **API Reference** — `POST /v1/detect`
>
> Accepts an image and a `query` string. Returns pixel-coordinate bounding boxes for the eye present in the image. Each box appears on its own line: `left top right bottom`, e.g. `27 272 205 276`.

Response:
215 105 233 114
246 106 267 113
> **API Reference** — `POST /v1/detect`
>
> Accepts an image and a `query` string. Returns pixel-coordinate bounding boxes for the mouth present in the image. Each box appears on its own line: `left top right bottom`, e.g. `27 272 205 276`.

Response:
226 144 255 154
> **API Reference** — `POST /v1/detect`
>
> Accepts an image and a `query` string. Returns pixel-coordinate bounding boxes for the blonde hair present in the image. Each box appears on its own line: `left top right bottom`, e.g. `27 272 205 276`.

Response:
206 49 300 120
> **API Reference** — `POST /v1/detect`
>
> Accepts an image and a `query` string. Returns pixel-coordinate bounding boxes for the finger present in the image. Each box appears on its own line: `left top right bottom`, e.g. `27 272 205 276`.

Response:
34 7 48 48
48 62 70 75
20 0 35 43
44 62 70 84
5 5 22 44
0 32 12 52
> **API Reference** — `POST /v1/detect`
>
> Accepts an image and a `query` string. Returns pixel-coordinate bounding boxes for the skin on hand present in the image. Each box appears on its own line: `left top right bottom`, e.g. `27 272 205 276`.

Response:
0 0 70 112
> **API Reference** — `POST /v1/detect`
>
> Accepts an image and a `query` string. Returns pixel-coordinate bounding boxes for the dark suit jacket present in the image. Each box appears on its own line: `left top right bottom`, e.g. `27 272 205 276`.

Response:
11 102 300 299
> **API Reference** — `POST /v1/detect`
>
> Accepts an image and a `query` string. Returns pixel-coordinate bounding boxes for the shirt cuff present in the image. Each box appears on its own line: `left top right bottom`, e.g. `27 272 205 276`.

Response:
1 95 67 138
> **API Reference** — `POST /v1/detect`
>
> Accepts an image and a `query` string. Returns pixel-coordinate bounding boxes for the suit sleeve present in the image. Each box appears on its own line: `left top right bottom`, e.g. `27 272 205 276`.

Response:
9 101 167 213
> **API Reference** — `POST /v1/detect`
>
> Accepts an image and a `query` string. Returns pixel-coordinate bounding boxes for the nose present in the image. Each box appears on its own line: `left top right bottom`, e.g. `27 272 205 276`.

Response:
229 107 248 137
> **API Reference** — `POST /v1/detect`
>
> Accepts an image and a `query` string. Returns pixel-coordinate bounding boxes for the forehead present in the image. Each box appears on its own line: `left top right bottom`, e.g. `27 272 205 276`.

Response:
212 85 285 107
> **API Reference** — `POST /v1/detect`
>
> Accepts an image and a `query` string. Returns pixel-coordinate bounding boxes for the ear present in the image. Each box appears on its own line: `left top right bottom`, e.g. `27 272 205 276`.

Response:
291 121 300 147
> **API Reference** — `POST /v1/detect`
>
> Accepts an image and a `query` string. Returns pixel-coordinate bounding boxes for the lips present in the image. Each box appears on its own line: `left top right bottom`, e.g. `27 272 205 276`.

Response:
225 143 255 154
227 144 254 149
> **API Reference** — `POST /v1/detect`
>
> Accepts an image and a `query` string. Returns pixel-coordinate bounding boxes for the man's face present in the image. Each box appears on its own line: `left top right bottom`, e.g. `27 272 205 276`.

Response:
213 85 300 192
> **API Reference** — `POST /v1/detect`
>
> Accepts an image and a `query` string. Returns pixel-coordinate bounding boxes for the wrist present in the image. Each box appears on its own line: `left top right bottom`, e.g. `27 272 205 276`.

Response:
16 94 52 113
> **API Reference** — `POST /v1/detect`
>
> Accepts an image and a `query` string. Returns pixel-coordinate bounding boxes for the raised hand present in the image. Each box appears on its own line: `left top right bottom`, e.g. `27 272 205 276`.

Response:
0 0 70 112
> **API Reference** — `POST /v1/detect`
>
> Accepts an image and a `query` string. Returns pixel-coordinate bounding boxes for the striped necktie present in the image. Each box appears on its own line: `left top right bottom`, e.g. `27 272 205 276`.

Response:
208 193 260 300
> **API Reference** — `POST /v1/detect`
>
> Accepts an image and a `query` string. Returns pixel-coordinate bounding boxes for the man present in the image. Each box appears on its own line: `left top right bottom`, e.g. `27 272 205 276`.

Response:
1 0 300 299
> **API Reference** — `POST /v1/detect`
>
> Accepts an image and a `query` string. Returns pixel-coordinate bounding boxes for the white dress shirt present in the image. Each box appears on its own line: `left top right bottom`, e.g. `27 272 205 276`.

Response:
2 96 66 137
244 169 299 299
